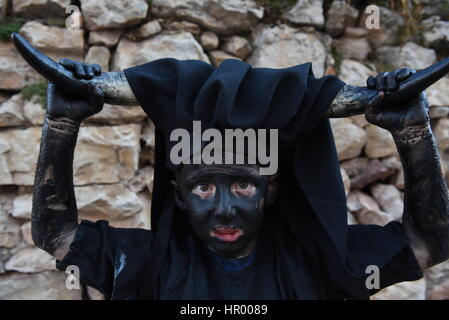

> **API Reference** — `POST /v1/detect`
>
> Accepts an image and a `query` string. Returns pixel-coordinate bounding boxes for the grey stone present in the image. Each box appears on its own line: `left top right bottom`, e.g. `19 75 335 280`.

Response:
0 206 21 248
434 118 449 152
75 183 143 221
330 118 366 160
200 31 220 51
12 193 32 220
421 16 449 52
74 125 141 185
127 166 154 194
113 31 210 71
0 94 27 128
247 24 327 77
347 190 390 226
427 76 449 107
141 119 155 147
23 97 46 125
371 278 426 300
13 0 71 19
86 104 146 125
340 168 350 196
87 286 105 300
364 123 397 158
5 247 55 273
0 271 82 299
209 50 240 66
163 20 202 35
332 36 371 61
376 42 437 70
137 20 162 39
84 46 110 71
89 30 123 47
282 0 324 28
81 0 149 30
20 21 84 61
431 106 449 119
338 59 376 87
0 127 42 185
222 36 252 60
0 42 42 90
426 260 449 299
348 159 396 190
151 0 264 35
370 183 403 221
325 0 359 37
20 222 33 246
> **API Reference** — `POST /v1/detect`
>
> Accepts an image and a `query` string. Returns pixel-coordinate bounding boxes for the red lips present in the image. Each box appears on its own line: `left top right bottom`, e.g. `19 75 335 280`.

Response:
211 226 243 242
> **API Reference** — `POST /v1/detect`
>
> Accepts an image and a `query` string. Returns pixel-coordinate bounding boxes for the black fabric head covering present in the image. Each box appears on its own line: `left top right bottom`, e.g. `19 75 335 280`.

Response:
124 58 414 299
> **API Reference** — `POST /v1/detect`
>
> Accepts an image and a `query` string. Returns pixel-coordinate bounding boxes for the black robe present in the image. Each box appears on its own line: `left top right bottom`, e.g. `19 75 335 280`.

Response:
56 58 423 299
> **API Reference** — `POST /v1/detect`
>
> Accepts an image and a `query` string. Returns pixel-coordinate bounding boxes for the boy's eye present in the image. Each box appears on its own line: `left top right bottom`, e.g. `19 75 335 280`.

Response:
192 183 215 199
232 181 256 197
238 182 249 189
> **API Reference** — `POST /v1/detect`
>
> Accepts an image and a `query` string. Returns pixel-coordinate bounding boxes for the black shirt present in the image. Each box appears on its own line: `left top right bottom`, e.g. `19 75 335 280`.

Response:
56 219 423 300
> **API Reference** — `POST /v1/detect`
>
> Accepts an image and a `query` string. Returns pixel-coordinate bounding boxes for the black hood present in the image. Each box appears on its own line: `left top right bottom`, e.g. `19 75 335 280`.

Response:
124 58 414 299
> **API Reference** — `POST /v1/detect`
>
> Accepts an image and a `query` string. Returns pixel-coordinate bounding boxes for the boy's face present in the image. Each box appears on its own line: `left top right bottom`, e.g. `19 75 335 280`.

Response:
175 164 277 259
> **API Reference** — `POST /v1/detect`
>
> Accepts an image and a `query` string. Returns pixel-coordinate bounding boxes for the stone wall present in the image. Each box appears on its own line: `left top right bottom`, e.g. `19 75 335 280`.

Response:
0 0 448 300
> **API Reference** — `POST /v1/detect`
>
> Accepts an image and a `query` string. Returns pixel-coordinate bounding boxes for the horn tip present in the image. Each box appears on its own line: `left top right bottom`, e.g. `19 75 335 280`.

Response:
10 32 22 45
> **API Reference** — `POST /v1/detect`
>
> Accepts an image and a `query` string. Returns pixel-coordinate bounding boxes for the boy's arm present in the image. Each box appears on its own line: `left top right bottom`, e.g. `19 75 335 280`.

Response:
32 76 104 260
364 70 449 270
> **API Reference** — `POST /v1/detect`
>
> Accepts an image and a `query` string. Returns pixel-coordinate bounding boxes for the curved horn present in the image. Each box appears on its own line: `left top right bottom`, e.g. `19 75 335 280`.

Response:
12 32 449 113
385 57 449 105
327 58 449 118
11 32 138 106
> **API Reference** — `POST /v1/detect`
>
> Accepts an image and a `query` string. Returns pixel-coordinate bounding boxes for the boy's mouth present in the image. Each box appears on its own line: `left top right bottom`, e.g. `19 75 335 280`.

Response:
211 226 244 242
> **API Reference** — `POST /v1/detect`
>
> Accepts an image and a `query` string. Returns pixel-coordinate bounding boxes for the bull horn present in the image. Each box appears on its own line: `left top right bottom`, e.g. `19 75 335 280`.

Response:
384 57 449 106
12 32 449 115
11 32 138 106
327 57 449 118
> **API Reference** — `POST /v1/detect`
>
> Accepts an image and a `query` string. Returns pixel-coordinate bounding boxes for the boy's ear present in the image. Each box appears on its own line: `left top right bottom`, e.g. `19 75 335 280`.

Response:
171 180 187 210
265 174 279 206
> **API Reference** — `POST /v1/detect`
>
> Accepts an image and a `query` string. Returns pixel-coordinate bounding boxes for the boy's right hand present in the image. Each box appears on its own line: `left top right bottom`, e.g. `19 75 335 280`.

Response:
46 81 104 122
47 59 105 122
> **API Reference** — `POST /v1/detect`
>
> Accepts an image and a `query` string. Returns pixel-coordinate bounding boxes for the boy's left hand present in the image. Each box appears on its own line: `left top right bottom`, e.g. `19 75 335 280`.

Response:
364 68 430 132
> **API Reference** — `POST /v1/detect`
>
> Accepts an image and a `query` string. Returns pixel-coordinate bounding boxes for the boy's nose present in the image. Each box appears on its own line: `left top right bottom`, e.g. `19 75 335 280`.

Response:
212 189 236 220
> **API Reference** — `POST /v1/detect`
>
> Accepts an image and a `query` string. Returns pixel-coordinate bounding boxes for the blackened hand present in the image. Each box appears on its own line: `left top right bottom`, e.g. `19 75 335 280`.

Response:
47 82 104 122
366 68 416 93
59 58 102 79
364 68 430 131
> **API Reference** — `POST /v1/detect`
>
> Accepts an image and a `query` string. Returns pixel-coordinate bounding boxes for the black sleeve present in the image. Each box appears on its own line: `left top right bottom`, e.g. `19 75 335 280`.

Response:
347 221 423 296
56 220 154 298
372 241 424 295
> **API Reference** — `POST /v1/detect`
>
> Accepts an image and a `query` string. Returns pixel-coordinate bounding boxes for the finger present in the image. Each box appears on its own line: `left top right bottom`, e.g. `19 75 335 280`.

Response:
365 91 384 122
58 58 76 70
84 64 95 79
364 110 378 124
91 64 102 76
87 83 104 109
367 76 376 88
385 72 398 92
75 63 87 79
396 68 415 82
366 91 385 110
375 74 387 90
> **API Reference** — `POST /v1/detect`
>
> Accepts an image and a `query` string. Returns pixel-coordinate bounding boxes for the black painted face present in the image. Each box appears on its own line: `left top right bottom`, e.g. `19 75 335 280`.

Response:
175 164 276 259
